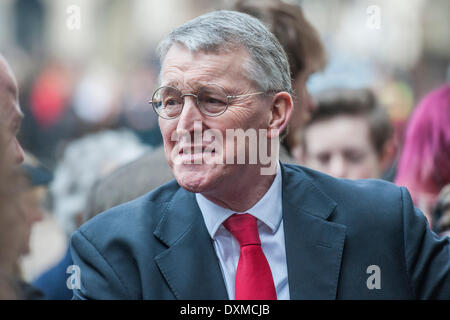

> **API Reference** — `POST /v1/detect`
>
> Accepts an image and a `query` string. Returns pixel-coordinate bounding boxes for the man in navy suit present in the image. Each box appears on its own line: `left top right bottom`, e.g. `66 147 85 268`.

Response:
70 11 449 300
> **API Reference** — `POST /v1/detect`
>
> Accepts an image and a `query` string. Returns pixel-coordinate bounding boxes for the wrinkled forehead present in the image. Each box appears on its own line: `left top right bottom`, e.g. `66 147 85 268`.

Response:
160 43 252 89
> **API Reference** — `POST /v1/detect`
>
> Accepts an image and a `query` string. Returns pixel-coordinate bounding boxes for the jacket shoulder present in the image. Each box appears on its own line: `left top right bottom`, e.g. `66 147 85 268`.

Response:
284 163 402 200
282 163 405 222
76 179 180 243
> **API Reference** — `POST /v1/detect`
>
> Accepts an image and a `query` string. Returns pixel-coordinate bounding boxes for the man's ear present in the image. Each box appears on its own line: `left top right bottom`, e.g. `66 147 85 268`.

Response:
267 92 293 139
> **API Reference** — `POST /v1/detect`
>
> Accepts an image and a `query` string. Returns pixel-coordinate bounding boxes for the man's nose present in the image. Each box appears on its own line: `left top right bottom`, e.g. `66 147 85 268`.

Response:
176 96 204 134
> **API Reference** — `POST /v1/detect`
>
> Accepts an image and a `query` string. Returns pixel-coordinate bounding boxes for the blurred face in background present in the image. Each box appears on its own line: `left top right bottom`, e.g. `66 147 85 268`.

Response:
302 115 382 179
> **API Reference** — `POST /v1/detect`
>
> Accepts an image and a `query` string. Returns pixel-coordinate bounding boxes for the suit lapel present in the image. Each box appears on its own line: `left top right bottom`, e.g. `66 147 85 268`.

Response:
153 187 228 300
153 165 346 300
281 164 347 299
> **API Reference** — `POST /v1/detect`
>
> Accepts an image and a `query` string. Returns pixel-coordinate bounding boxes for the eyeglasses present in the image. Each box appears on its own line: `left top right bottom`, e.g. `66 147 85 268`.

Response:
149 84 266 119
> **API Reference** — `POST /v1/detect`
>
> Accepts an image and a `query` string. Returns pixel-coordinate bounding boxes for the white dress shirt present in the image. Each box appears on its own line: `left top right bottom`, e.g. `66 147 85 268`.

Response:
195 164 290 300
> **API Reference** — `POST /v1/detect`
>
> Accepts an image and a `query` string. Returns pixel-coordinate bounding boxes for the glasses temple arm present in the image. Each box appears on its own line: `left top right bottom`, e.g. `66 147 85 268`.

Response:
227 92 266 99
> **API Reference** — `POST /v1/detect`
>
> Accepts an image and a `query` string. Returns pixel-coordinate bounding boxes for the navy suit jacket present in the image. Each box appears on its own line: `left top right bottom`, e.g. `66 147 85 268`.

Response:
70 163 450 299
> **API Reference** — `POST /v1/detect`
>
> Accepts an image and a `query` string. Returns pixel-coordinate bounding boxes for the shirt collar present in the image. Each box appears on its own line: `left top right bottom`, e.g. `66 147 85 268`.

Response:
196 163 283 238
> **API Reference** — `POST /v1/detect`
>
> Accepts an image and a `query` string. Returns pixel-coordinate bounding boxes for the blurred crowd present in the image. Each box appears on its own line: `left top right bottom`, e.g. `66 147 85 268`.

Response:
0 0 449 299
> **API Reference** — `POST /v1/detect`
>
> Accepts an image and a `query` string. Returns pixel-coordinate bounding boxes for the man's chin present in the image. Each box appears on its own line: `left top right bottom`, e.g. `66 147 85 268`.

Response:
173 165 216 194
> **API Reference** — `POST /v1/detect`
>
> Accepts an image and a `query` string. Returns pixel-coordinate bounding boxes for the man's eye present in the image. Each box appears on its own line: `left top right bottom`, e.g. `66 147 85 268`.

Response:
165 98 181 106
204 97 226 105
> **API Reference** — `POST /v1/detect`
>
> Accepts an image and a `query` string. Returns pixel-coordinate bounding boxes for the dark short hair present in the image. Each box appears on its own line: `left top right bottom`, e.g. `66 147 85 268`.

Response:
233 0 326 80
302 88 393 155
232 0 326 142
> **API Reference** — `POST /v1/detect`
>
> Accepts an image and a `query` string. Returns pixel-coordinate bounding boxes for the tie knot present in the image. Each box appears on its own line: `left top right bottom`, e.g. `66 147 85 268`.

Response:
223 213 261 247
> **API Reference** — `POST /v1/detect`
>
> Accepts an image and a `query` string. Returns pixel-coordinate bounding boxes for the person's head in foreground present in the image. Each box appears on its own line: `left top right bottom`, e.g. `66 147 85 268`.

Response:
395 84 450 224
0 54 27 299
0 54 26 276
298 88 394 180
69 10 450 301
0 54 25 187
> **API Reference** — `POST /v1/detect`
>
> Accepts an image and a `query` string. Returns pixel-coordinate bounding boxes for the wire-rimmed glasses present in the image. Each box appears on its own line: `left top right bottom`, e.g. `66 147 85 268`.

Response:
150 84 266 119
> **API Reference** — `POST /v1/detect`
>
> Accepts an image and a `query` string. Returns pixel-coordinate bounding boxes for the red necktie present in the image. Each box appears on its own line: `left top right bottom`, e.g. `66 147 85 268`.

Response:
223 213 277 300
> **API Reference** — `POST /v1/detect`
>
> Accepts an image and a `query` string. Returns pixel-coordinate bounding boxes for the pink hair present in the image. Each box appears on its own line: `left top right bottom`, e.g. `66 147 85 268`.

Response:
395 84 450 201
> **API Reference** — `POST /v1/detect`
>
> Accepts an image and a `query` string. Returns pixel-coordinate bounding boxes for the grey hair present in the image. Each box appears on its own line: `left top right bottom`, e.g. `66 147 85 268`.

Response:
157 10 292 94
50 129 151 238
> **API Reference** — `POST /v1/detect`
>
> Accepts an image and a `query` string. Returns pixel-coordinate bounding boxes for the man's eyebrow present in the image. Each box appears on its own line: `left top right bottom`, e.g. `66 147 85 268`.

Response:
163 80 180 88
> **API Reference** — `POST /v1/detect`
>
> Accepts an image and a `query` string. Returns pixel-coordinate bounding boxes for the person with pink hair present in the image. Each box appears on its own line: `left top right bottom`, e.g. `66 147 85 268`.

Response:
395 84 450 225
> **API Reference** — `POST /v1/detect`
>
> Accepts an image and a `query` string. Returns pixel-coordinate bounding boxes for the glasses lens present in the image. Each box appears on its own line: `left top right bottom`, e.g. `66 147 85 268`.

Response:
198 85 228 116
152 87 183 118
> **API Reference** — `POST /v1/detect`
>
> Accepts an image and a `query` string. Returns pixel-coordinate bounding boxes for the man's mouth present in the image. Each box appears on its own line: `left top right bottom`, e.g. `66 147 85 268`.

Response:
175 144 219 164
178 145 216 155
